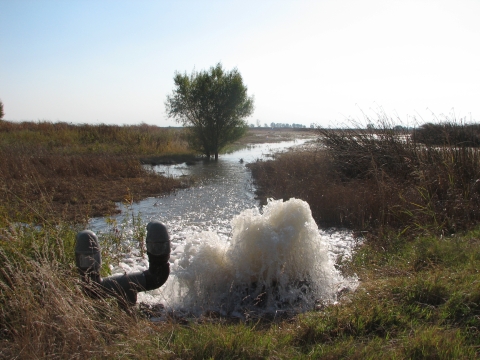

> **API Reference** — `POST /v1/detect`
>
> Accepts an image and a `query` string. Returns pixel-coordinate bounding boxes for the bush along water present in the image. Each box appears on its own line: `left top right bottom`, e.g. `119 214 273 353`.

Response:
249 115 480 239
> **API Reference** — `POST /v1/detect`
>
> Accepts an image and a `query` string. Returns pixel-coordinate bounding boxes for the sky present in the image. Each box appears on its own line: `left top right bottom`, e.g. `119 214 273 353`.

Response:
1 0 480 128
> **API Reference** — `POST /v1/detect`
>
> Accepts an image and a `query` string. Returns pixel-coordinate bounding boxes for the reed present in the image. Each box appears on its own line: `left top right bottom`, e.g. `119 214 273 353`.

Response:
0 121 190 155
0 121 192 223
413 121 480 147
249 116 480 238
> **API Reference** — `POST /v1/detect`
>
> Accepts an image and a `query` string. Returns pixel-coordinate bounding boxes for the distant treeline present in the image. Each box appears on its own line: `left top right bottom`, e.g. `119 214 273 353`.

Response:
414 122 480 147
249 123 308 129
320 121 480 147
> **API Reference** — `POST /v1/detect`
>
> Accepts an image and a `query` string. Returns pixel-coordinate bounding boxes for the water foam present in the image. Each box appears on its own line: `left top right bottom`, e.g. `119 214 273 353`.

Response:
145 198 354 316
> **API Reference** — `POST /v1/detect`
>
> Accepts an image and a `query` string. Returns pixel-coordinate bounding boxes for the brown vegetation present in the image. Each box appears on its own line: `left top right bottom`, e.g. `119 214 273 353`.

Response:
414 121 480 147
0 151 184 223
0 245 144 359
0 121 192 224
249 119 480 238
0 121 189 155
3 120 480 358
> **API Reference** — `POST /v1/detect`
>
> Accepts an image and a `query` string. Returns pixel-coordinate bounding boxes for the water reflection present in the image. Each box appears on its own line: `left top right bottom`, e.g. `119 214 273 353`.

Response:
87 138 358 313
149 140 305 179
89 139 309 239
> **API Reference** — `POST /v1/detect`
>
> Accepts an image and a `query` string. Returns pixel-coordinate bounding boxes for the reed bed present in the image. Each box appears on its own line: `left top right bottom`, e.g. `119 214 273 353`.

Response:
0 121 193 223
0 121 189 155
249 117 480 239
0 150 184 223
414 121 480 147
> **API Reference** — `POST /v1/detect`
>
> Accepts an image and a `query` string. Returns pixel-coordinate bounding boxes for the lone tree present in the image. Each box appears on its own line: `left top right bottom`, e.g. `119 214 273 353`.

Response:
165 63 254 160
0 100 4 119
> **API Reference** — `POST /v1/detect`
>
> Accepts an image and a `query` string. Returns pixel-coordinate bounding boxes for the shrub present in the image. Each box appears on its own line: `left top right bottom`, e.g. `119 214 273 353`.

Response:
249 115 480 237
414 121 480 147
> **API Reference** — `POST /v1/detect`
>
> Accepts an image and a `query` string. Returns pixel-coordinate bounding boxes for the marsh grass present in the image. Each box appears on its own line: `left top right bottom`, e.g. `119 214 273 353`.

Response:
414 121 480 147
3 228 480 358
0 121 189 155
2 119 480 358
0 152 183 222
249 116 480 238
0 121 193 223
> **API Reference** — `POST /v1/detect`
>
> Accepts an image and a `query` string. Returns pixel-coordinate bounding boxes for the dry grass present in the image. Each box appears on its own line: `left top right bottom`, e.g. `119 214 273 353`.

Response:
0 222 146 359
0 150 184 223
2 119 480 358
0 121 189 155
249 117 480 238
0 121 194 223
0 261 165 359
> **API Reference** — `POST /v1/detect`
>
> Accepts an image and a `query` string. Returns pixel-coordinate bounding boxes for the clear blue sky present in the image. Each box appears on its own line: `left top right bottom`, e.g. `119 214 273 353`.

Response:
1 0 479 127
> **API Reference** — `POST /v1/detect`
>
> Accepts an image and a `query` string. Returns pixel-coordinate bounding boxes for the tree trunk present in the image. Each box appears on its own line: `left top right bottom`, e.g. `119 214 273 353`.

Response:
214 152 219 161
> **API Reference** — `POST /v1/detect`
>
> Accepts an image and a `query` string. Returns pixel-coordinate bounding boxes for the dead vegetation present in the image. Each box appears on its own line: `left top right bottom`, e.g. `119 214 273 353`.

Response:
0 121 192 223
249 117 480 238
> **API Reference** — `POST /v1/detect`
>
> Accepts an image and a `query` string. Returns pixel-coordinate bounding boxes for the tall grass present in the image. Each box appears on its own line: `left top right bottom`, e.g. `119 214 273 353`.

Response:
0 121 190 155
2 119 480 358
0 221 141 359
0 121 192 223
249 116 480 238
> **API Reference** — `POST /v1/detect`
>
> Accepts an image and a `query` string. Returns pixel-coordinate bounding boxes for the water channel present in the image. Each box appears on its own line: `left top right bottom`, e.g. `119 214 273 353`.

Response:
89 139 358 318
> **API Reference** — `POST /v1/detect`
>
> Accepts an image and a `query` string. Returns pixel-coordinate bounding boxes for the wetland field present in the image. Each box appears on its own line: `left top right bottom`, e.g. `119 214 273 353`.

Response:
2 120 480 359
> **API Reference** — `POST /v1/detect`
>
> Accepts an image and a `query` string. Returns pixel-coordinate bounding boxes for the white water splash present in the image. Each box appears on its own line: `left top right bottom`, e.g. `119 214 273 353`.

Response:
139 198 357 316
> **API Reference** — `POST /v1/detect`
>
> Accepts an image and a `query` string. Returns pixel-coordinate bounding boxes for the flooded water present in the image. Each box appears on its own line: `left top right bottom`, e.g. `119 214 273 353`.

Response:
90 140 312 244
88 139 358 317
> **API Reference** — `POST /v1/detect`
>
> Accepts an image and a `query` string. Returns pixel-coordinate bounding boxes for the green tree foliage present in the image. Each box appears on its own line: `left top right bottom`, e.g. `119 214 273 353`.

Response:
0 100 4 119
165 63 254 160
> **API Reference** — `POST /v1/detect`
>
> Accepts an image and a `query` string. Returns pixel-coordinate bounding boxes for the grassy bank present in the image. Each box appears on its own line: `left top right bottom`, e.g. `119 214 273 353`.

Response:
0 121 195 223
249 120 480 238
2 119 480 358
2 217 480 358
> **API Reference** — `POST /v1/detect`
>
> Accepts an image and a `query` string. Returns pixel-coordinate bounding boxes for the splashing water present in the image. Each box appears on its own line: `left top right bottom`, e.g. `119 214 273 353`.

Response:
94 140 358 317
141 198 355 316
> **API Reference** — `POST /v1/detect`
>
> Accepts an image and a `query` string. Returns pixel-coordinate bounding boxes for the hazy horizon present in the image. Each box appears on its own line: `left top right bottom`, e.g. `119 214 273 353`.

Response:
1 0 479 127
